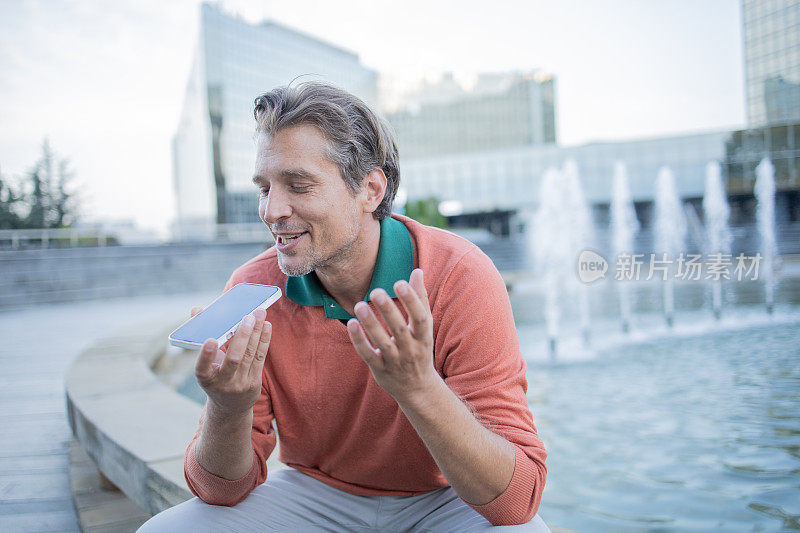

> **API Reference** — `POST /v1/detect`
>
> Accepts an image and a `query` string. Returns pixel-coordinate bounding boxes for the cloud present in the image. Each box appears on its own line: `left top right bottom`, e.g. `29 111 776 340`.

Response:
0 0 200 233
0 0 747 235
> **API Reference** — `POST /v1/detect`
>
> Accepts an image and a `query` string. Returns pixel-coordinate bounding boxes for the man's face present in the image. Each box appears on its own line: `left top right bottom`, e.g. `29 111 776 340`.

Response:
254 124 364 277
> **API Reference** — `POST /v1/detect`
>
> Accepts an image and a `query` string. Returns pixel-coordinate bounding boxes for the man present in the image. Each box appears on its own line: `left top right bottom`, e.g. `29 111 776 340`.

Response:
140 82 549 532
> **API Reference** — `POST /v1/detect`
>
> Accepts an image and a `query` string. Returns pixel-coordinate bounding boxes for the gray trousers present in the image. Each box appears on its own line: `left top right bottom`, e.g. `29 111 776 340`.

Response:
138 468 550 532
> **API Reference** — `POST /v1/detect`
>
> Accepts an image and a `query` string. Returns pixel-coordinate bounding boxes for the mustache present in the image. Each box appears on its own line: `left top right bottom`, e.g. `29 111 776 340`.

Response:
270 226 307 234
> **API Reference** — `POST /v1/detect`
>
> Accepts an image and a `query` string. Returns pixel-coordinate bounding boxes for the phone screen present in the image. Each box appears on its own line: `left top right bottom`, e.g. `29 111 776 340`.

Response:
170 283 281 345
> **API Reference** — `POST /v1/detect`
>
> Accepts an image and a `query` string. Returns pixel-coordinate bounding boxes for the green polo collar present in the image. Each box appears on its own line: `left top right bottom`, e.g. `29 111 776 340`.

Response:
285 216 415 320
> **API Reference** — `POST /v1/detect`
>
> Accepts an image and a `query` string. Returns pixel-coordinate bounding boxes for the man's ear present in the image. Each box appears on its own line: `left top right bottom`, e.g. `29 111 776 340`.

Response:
360 168 387 215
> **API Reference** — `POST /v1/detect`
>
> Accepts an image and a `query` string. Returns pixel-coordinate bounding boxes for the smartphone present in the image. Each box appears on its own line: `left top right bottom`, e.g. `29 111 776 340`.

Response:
168 283 282 350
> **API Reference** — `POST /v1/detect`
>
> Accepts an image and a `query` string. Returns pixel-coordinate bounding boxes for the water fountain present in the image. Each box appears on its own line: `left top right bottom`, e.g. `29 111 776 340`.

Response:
532 167 569 359
755 158 777 314
562 159 594 346
529 158 781 357
530 161 595 358
513 158 800 530
654 166 687 328
611 161 640 333
703 161 732 320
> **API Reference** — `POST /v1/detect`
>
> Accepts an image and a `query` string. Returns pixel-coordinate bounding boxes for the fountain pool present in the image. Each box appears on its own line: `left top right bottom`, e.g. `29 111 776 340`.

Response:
527 317 800 532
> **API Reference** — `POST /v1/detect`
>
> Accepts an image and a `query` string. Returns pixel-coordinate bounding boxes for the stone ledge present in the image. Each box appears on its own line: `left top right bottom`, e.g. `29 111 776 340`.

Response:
65 318 198 518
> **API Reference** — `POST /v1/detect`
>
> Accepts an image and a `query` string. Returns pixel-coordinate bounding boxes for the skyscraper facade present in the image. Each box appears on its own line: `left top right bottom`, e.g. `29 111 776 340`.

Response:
386 71 557 159
741 0 800 127
172 3 377 238
724 0 800 216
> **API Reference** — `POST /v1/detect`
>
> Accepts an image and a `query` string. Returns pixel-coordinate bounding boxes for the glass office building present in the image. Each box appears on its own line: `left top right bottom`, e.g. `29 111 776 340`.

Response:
386 71 557 159
742 0 800 127
728 0 800 226
401 130 730 228
172 3 377 239
724 122 800 223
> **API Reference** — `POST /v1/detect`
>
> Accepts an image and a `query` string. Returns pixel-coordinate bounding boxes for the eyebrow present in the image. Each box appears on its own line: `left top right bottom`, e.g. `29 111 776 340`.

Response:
252 168 320 186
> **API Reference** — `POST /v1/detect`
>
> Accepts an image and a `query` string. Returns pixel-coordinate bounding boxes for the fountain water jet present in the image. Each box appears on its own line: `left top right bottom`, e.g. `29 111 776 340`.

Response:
655 166 687 328
703 161 732 321
562 159 594 347
611 162 640 333
532 167 570 359
531 162 596 359
755 158 777 314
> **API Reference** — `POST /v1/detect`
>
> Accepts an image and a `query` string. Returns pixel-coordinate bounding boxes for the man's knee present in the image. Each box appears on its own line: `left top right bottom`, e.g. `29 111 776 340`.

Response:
137 497 226 533
137 508 175 533
493 514 551 532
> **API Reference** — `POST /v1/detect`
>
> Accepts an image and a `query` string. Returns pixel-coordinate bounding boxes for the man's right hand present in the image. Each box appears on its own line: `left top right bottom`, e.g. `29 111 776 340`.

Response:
190 306 272 415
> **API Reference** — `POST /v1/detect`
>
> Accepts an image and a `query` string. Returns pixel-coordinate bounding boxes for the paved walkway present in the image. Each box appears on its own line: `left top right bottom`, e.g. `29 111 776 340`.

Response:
0 291 216 533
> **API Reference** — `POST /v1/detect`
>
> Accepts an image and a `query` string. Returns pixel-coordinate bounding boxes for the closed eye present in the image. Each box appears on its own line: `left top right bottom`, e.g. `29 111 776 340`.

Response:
258 185 309 198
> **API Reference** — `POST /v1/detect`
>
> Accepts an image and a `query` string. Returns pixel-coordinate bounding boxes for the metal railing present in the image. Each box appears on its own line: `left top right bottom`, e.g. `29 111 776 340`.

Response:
0 223 273 250
0 227 116 250
211 223 271 243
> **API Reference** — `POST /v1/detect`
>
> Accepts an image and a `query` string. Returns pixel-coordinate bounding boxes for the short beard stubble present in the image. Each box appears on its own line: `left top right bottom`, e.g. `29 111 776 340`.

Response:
276 206 363 278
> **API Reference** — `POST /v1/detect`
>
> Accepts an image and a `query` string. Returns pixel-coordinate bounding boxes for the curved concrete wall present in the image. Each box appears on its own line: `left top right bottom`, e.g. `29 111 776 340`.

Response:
65 319 200 515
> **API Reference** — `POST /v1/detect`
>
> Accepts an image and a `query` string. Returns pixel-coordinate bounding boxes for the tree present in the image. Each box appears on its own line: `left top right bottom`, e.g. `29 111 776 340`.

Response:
0 140 80 229
404 197 448 229
0 167 25 229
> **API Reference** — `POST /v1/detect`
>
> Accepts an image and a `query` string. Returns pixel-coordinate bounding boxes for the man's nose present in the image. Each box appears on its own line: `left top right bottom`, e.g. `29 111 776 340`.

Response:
261 189 292 224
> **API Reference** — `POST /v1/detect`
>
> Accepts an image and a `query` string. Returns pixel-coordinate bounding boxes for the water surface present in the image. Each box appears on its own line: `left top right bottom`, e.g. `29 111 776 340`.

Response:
530 322 800 532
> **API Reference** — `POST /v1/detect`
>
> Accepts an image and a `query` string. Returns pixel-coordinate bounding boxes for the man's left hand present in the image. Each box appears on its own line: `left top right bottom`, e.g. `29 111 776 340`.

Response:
346 268 441 402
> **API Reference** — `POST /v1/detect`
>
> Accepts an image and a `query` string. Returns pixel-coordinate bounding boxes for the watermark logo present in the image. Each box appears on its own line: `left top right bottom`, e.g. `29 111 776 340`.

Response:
575 250 763 282
577 250 608 283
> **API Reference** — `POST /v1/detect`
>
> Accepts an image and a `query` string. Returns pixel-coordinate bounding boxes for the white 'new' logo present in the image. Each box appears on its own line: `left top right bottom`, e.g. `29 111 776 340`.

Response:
577 250 608 283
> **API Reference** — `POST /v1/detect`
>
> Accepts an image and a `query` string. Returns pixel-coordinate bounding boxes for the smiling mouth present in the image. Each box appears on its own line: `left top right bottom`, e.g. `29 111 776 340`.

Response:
276 232 306 244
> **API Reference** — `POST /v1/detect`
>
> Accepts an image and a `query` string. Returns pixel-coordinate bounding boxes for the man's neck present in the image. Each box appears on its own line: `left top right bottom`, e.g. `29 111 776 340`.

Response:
315 216 381 316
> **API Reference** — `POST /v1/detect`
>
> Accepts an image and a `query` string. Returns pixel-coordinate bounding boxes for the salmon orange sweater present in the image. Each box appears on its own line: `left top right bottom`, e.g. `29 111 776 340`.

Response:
184 214 547 525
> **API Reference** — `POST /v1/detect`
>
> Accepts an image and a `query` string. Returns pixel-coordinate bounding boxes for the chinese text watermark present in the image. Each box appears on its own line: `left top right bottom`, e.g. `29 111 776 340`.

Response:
577 251 763 283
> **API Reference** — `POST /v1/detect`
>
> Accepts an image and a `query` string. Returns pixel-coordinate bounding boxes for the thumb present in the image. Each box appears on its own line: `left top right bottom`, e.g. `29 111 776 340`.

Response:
195 338 219 384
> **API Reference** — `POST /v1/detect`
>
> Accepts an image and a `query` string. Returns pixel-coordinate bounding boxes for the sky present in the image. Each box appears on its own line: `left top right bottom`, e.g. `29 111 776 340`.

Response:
0 0 746 236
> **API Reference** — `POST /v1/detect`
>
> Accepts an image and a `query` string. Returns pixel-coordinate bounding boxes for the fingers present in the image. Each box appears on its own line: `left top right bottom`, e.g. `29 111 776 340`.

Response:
353 301 394 358
349 269 433 364
369 288 412 351
240 309 266 372
190 306 203 318
219 314 255 379
212 348 226 368
248 320 272 381
395 270 432 342
409 269 430 311
194 338 219 384
346 318 381 367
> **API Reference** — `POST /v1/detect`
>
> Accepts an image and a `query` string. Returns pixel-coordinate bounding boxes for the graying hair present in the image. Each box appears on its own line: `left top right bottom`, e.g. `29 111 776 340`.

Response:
253 82 400 221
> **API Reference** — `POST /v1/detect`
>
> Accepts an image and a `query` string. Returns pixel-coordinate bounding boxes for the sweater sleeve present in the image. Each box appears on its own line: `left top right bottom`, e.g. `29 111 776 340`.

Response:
183 278 278 506
183 374 277 506
433 247 547 526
